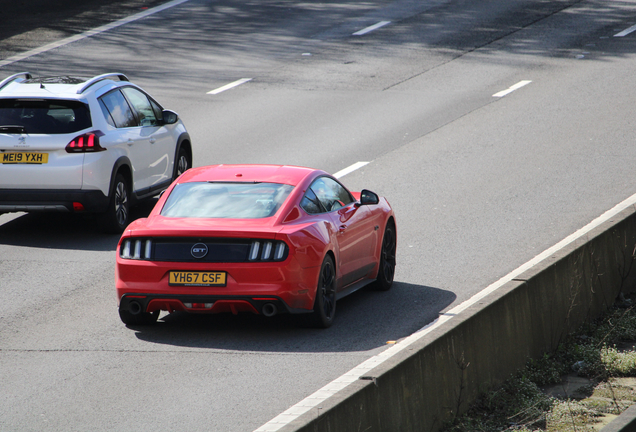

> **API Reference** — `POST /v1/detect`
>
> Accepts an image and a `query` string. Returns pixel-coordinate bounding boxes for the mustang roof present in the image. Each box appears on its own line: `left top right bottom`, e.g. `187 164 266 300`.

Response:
178 164 320 186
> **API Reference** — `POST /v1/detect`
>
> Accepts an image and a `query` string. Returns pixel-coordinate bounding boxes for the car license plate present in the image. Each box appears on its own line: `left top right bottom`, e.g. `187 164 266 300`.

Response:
2 152 49 164
169 271 227 286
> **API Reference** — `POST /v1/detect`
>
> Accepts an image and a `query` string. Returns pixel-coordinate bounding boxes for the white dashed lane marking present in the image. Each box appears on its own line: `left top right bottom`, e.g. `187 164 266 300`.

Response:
353 21 391 36
333 162 369 179
492 80 532 97
614 24 636 37
0 0 190 68
207 78 253 95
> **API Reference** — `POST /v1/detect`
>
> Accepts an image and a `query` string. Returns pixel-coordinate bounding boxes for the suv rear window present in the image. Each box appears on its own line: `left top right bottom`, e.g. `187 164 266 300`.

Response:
0 99 92 134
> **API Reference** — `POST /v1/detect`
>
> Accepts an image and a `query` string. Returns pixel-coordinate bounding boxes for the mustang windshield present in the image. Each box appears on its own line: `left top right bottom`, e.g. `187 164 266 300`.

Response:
161 182 295 219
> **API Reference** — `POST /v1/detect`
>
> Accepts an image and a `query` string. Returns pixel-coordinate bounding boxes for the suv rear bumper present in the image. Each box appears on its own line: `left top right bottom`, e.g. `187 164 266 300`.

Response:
0 189 109 213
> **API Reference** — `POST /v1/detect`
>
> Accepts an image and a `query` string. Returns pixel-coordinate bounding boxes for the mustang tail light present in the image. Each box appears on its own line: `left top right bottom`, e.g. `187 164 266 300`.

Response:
65 131 106 153
120 239 153 260
249 240 288 262
120 238 287 262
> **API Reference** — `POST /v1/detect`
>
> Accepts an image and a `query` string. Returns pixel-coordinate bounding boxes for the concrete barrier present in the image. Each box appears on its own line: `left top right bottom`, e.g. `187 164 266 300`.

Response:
278 205 636 432
601 404 636 432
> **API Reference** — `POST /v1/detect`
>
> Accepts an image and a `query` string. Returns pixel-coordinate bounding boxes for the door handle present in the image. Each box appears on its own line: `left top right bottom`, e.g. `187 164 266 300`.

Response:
127 139 134 146
149 138 156 144
339 225 347 233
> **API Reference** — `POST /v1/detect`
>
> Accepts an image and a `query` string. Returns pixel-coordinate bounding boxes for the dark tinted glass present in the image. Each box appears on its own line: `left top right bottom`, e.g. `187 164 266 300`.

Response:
98 99 116 127
99 90 137 128
306 177 353 213
300 187 323 214
0 99 91 134
149 98 163 120
122 87 159 126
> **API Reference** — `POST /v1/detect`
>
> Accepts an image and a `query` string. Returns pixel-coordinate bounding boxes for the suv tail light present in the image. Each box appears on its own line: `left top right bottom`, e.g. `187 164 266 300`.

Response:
66 131 106 153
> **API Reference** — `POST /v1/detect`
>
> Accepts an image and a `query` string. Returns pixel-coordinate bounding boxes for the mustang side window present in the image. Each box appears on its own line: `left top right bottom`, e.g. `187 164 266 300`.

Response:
300 187 324 214
310 177 354 212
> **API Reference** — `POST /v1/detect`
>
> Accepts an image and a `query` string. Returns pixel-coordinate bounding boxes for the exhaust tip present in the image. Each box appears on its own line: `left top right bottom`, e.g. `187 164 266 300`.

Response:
128 301 142 315
261 303 277 317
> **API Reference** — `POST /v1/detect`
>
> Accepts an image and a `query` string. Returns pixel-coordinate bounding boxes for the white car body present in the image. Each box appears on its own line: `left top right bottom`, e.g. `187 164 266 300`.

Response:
0 72 192 232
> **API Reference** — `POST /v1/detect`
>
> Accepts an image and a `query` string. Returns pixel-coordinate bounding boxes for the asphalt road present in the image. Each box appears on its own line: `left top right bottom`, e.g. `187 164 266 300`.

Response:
2 0 636 431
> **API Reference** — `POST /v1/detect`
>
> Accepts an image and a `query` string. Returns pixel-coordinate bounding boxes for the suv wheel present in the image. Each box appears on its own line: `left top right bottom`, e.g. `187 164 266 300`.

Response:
174 146 191 181
100 173 130 233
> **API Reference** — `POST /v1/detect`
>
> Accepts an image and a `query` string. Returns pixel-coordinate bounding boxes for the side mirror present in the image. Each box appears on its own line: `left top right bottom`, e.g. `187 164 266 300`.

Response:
162 109 179 125
359 189 379 205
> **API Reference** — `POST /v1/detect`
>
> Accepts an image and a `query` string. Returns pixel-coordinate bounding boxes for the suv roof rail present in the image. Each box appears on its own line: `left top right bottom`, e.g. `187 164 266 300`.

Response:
0 72 32 92
77 73 129 94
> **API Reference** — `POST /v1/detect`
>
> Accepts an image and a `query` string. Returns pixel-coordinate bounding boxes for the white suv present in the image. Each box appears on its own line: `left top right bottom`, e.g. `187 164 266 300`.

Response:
0 72 192 232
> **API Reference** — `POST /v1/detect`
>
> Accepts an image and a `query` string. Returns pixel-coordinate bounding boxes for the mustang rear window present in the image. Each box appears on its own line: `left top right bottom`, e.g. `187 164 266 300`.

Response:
0 99 92 134
161 182 295 219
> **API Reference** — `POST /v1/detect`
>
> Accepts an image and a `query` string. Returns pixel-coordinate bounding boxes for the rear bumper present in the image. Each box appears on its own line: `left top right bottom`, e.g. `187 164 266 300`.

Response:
116 254 321 313
0 189 109 213
119 293 311 316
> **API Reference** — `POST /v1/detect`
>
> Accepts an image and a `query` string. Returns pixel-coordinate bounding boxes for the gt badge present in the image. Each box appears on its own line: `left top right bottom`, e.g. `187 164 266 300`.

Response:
191 243 208 259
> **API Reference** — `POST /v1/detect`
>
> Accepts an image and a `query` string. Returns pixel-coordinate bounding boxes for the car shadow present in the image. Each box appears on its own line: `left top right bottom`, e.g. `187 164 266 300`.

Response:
130 281 456 353
0 198 157 251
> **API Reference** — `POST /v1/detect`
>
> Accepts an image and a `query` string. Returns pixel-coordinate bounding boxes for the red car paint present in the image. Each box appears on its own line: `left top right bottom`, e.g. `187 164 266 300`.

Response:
115 164 396 326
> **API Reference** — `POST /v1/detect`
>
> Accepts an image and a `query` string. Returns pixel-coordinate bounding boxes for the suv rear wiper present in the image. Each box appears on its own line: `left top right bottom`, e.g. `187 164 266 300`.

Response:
0 125 27 134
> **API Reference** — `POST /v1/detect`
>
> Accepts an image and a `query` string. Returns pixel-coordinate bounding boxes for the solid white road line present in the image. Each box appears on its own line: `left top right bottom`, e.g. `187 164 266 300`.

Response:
207 78 253 95
353 21 391 36
492 80 532 97
254 188 636 432
0 0 190 68
614 24 636 37
333 161 369 179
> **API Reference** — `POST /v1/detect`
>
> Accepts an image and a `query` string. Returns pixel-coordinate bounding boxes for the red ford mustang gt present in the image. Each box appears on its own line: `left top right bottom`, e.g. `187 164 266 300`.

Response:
115 164 396 328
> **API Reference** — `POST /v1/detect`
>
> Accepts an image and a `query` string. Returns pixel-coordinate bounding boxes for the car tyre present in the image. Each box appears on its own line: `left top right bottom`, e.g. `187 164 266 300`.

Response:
119 308 159 326
370 222 396 291
308 255 337 328
173 146 191 181
100 173 130 234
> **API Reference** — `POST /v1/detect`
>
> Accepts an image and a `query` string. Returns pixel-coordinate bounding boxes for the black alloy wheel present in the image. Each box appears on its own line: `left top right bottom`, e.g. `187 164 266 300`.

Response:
174 146 191 180
309 255 337 328
100 173 130 234
371 222 396 291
